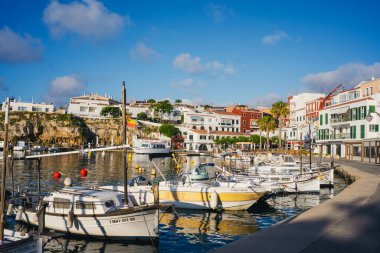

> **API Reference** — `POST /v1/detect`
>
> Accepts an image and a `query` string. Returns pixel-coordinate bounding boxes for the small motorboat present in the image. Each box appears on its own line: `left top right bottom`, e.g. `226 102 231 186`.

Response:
17 186 159 239
30 145 48 152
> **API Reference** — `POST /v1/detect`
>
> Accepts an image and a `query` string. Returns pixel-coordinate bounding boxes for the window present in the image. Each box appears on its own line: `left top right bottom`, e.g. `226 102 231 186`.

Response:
350 126 356 139
76 201 96 210
369 105 376 113
370 87 373 95
243 113 246 117
369 124 379 132
251 113 254 117
80 106 87 112
189 135 193 140
53 198 71 209
361 106 366 119
18 107 27 111
45 108 49 112
200 135 207 140
325 114 328 124
32 107 42 112
243 120 246 126
320 114 323 125
236 120 239 124
89 107 96 113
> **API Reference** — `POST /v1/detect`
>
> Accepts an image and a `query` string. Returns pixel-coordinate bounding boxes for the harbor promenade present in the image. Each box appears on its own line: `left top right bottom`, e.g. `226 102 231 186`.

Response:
213 160 380 253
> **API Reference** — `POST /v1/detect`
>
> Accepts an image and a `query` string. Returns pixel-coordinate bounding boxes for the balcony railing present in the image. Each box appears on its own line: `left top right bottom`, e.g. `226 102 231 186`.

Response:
333 133 350 139
330 117 350 124
317 133 351 140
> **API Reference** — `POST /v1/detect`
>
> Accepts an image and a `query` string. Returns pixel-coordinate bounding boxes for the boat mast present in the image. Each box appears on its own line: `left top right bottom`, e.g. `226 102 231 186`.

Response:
0 97 10 241
122 82 129 206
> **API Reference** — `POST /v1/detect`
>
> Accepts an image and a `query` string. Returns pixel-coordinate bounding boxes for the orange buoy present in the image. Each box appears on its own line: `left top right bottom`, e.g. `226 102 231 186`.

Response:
53 171 61 180
80 168 88 177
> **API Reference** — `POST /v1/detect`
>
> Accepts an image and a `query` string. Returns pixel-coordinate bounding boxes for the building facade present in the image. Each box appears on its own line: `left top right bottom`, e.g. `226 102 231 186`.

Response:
68 93 121 117
282 92 325 149
317 78 380 163
2 99 54 113
185 129 250 152
183 111 241 133
226 105 263 133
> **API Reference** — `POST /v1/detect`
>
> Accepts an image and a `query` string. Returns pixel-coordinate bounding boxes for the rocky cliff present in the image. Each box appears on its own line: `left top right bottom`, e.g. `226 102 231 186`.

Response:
0 112 139 147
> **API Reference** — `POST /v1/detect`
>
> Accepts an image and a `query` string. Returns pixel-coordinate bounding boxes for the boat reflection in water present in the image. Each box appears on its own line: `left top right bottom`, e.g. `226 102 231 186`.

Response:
43 237 154 253
160 209 259 236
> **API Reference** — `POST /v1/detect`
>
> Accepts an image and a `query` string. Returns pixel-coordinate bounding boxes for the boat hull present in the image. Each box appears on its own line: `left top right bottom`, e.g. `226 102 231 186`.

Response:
21 207 159 239
133 148 170 154
158 185 265 210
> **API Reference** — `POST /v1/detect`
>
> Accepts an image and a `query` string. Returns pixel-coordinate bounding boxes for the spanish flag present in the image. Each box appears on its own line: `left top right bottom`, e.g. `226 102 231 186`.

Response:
127 118 137 128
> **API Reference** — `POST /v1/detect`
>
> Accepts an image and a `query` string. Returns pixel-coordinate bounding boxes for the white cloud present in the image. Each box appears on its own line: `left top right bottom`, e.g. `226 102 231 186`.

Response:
302 62 380 92
262 31 290 45
170 78 194 88
173 53 204 74
129 42 160 61
249 92 283 107
173 53 235 77
0 26 43 63
43 0 127 40
44 75 86 105
205 3 233 22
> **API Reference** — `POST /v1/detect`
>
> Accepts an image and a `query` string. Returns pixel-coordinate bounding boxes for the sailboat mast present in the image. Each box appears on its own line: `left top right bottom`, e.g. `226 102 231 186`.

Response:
0 97 10 240
122 82 129 206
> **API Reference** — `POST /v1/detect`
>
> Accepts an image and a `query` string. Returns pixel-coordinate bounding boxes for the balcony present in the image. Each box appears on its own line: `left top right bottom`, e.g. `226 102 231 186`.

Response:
333 133 350 139
330 117 350 124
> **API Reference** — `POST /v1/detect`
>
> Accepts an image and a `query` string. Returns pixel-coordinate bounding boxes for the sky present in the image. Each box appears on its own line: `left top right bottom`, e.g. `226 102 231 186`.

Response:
1 0 380 106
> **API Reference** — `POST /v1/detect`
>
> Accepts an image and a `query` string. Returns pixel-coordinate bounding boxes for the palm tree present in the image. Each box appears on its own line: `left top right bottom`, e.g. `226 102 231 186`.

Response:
271 101 289 149
258 115 276 150
175 99 182 104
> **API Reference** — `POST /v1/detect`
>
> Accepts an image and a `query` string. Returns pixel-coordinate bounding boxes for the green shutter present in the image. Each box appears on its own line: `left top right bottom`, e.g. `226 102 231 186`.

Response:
369 105 375 113
350 126 352 139
320 114 323 125
361 125 365 139
376 125 379 132
357 107 360 120
353 126 356 139
325 113 328 124
350 109 353 121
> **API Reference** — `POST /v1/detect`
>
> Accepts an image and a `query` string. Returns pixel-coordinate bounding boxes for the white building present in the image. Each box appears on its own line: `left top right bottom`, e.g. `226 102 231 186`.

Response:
2 99 54 113
185 129 250 152
68 93 120 118
317 78 380 163
282 92 325 149
183 111 241 133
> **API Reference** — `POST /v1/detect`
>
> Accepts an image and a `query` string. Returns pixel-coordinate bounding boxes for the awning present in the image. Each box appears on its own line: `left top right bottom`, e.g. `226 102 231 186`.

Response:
331 106 349 115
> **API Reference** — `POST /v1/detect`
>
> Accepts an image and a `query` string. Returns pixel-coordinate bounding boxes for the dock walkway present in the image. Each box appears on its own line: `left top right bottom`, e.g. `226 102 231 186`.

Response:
212 160 380 253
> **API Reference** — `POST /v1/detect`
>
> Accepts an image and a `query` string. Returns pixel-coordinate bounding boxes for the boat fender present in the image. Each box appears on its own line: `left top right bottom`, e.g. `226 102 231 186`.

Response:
67 209 74 228
64 177 73 187
151 184 159 204
15 205 24 221
6 202 14 216
210 190 219 210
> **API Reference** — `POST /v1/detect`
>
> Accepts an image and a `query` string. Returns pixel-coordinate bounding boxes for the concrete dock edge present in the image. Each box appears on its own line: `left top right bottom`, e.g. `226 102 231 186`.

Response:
212 163 380 253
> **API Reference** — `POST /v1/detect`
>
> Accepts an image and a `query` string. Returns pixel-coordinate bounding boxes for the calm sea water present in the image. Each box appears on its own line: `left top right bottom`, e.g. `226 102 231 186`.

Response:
3 151 347 253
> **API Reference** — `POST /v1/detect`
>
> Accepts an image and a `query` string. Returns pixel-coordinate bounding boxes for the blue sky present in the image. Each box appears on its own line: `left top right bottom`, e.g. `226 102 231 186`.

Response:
1 0 380 106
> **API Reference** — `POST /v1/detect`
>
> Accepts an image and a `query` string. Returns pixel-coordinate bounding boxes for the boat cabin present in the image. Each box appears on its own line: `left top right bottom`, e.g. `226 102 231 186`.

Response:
44 187 124 215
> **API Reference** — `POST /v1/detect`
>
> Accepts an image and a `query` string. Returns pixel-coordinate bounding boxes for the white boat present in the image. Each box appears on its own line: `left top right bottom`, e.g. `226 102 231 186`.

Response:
0 229 40 253
18 187 159 239
251 155 334 187
132 137 170 154
105 162 268 211
13 141 29 151
30 145 48 152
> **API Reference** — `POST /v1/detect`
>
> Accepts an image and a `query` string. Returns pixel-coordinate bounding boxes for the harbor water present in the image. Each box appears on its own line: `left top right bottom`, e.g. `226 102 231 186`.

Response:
3 151 347 252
